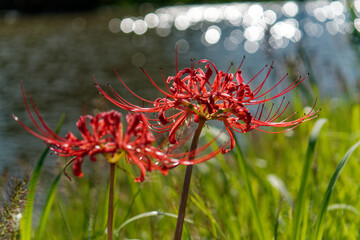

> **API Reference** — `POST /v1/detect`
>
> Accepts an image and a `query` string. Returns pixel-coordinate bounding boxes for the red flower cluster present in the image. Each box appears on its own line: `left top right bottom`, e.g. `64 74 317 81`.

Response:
95 57 318 153
14 85 221 181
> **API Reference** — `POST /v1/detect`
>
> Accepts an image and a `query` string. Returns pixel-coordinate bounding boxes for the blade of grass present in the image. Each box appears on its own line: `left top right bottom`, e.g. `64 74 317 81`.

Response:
205 128 275 239
87 211 94 240
205 127 273 194
274 200 283 240
267 174 294 208
114 211 194 234
299 198 309 240
313 140 360 240
20 114 65 240
233 136 266 240
90 206 98 239
121 186 141 223
190 193 227 239
35 172 62 239
58 202 73 240
204 129 242 238
327 203 360 215
292 118 327 240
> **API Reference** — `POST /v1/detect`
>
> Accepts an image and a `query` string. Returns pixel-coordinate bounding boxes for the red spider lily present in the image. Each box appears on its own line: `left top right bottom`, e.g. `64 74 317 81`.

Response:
95 55 319 153
13 85 222 182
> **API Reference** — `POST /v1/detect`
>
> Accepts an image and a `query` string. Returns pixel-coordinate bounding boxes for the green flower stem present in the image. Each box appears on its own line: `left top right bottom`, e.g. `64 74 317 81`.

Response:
108 163 116 240
174 117 206 240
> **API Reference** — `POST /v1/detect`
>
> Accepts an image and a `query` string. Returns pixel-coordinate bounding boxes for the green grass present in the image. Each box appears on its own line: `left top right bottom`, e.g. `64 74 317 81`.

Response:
20 114 65 240
7 97 360 239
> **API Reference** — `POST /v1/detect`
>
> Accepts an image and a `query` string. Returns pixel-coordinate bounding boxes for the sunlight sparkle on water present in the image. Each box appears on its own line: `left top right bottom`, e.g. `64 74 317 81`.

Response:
244 26 264 42
133 19 148 35
120 18 134 33
203 25 221 45
110 1 349 53
176 39 190 53
282 2 298 17
355 0 360 12
247 4 264 21
187 6 204 23
223 6 242 23
204 7 221 22
108 18 121 33
175 14 190 31
263 10 277 25
144 13 159 28
354 19 360 32
244 40 259 53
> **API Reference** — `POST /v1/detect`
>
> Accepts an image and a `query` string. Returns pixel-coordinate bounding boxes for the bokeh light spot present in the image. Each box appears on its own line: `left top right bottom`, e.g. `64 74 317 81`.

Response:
229 29 244 44
354 18 360 32
187 7 204 23
244 40 259 53
204 25 221 44
244 26 264 41
108 18 121 33
120 18 134 33
263 10 277 25
133 19 148 35
144 13 159 28
176 39 190 53
175 15 190 31
248 4 263 20
204 7 221 22
282 2 298 17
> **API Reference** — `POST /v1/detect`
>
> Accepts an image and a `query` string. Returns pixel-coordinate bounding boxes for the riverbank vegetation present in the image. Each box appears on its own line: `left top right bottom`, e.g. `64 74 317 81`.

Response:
2 94 360 239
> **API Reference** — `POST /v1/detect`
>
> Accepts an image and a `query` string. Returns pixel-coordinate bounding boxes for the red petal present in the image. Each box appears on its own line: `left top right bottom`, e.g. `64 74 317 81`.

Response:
223 120 235 154
169 112 188 144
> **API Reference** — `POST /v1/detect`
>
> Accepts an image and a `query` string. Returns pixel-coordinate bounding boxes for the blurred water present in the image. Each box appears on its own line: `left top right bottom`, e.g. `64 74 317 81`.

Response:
0 1 359 173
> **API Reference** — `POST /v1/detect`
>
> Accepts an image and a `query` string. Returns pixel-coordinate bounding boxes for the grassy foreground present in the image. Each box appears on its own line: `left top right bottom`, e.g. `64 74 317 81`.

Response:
2 96 360 239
